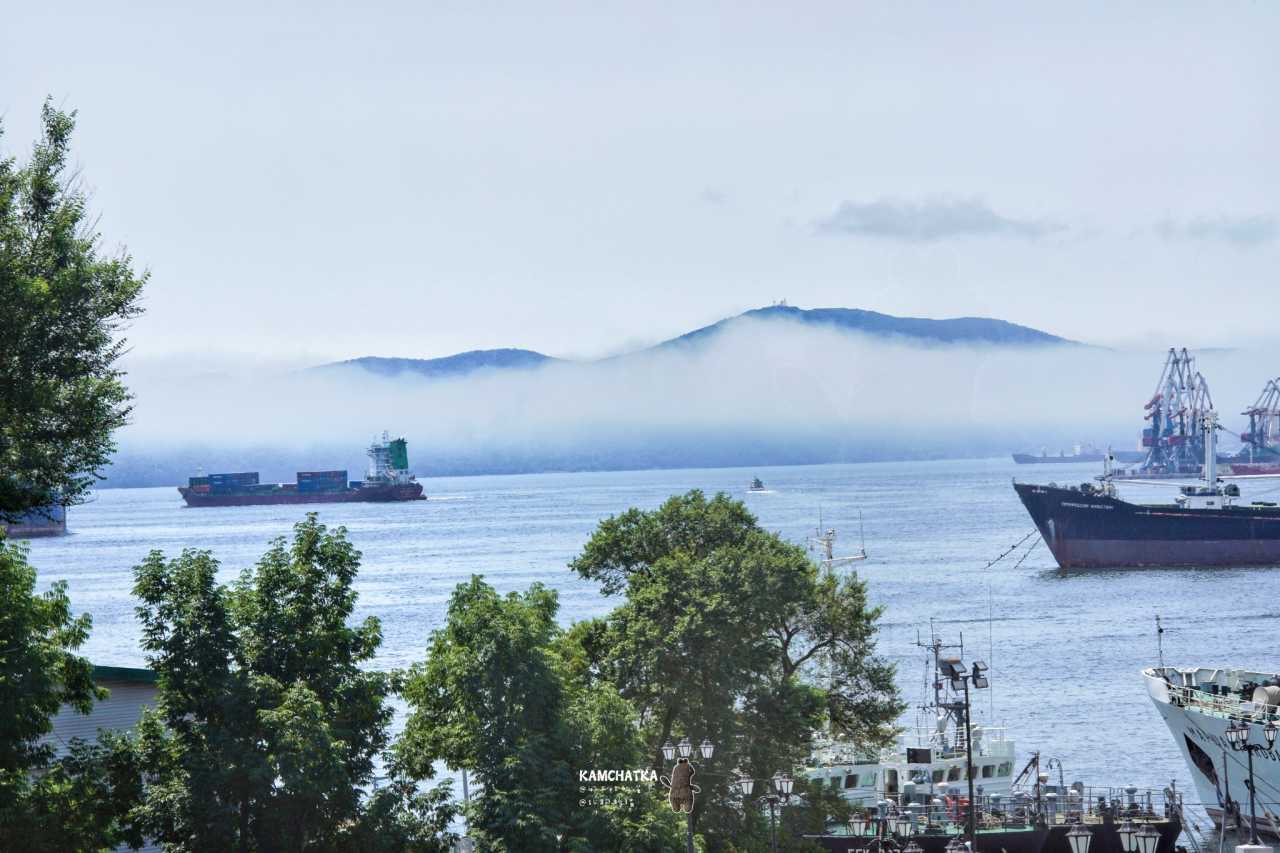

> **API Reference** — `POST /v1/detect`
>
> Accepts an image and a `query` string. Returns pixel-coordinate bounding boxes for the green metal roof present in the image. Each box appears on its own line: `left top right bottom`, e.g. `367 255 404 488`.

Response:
92 665 158 685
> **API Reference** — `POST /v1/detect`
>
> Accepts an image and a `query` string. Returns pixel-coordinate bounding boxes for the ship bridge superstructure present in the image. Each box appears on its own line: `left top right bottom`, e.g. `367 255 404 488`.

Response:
366 432 415 486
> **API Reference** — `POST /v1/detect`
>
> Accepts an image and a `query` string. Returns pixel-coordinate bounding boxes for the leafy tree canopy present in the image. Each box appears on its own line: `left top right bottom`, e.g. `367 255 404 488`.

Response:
0 538 100 784
568 490 902 849
399 576 684 852
0 99 146 522
0 537 143 850
131 513 453 852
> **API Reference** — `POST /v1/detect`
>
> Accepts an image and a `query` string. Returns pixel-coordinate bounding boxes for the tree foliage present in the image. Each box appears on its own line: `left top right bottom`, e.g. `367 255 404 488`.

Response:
131 513 452 852
0 537 144 850
0 538 101 792
568 490 902 849
399 576 684 852
0 100 146 521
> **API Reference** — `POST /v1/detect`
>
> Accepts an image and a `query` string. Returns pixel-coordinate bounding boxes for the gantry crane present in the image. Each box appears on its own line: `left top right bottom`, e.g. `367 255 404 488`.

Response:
1140 347 1213 474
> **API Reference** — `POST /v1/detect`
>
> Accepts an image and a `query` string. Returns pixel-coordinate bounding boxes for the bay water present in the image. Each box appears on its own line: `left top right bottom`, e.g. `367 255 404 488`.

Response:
21 456 1280 820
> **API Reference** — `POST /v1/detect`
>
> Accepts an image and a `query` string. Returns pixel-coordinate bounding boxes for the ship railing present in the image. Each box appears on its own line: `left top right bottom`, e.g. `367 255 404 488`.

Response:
867 785 1182 831
1167 682 1280 722
897 726 1011 758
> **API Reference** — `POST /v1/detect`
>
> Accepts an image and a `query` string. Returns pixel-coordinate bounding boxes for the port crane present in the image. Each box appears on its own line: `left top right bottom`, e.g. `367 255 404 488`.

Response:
1239 378 1280 462
1141 347 1214 474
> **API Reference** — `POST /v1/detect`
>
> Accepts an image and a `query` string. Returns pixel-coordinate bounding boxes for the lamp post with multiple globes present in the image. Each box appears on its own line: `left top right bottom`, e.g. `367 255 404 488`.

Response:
1116 818 1162 853
661 737 716 853
848 802 918 853
738 772 794 853
1226 719 1279 846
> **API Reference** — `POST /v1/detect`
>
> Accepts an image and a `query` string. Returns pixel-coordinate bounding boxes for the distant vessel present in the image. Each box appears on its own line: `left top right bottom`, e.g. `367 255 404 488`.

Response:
0 504 67 538
1145 664 1280 835
807 511 868 565
748 477 767 492
1012 446 1145 465
1015 411 1280 569
179 434 425 507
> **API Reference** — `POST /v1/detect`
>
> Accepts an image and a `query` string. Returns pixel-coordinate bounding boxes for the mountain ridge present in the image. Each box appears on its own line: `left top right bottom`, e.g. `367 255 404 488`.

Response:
314 305 1074 380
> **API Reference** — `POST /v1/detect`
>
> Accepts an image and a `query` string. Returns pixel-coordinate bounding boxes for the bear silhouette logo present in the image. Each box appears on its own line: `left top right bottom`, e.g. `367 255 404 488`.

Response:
661 757 700 813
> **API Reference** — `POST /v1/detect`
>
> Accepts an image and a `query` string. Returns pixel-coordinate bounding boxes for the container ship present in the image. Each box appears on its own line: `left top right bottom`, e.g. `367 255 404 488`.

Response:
1014 412 1280 569
179 434 425 507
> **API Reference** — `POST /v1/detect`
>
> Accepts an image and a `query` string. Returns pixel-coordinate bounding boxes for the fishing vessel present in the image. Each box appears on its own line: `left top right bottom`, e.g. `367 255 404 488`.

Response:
179 434 425 507
748 477 767 492
805 634 1017 808
1014 412 1280 569
1145 664 1280 836
808 511 868 566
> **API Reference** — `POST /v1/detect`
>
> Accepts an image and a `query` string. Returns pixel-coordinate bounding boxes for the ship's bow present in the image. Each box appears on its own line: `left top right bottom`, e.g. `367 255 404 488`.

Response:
1012 482 1067 567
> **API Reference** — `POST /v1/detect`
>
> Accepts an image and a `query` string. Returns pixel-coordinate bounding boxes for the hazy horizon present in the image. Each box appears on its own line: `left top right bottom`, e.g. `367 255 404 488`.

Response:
99 318 1278 485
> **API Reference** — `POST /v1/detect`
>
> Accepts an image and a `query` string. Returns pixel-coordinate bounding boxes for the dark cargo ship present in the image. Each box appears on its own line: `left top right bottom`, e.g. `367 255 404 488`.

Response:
1013 480 1280 569
179 435 425 508
1018 409 1280 568
1012 447 1145 465
1014 412 1280 569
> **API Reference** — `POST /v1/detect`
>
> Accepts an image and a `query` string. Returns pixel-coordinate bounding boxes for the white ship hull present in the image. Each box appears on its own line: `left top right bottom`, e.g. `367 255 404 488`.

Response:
1144 666 1280 835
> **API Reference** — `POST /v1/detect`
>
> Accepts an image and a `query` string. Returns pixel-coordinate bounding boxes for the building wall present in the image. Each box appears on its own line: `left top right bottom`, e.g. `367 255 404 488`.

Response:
41 674 160 853
43 680 158 758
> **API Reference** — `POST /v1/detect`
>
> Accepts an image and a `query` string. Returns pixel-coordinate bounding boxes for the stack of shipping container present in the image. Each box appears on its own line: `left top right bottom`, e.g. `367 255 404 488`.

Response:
296 470 348 493
206 472 260 493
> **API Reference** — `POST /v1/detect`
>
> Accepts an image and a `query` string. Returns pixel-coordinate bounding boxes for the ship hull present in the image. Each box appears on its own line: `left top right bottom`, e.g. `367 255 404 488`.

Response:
1144 668 1280 837
1013 452 1146 465
1014 482 1280 569
809 825 1048 853
178 483 424 507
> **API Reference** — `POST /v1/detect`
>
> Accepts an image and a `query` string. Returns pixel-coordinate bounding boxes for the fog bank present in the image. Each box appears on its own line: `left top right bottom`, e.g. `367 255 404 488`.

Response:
107 320 1273 485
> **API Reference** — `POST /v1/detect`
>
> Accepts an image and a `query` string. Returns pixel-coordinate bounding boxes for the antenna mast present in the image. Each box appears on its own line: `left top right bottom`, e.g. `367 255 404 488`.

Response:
1156 614 1165 669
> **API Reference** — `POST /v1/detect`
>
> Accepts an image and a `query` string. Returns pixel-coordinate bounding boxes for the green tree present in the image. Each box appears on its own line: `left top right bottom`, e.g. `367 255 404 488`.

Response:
8 733 146 853
398 576 683 852
0 537 141 850
0 100 146 521
568 491 902 849
131 513 452 852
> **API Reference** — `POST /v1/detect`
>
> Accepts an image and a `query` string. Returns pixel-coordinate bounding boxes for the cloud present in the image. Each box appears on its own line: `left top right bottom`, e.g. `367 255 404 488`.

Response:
814 197 1062 242
1156 215 1276 248
698 187 729 206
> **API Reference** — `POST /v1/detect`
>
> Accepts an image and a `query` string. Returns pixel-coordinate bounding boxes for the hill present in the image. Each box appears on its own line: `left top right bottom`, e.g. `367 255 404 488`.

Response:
317 306 1073 379
320 348 557 379
658 305 1073 350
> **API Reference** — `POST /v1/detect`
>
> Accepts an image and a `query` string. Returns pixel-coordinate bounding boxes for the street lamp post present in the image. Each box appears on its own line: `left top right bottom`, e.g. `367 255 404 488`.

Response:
739 772 794 853
939 659 991 846
1226 720 1278 845
661 736 716 853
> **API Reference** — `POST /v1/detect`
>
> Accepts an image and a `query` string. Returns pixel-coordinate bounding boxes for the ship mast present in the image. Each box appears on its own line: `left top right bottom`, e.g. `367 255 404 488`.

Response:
1204 410 1219 492
807 509 868 566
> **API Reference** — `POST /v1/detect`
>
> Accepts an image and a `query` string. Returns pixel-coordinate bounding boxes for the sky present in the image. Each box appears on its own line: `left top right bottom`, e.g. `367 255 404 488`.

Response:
4 2 1278 364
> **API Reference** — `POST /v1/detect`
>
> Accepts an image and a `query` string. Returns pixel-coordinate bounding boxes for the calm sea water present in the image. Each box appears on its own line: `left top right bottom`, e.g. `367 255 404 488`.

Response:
20 457 1280 815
